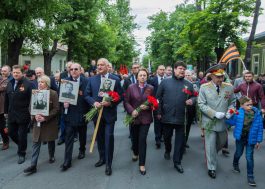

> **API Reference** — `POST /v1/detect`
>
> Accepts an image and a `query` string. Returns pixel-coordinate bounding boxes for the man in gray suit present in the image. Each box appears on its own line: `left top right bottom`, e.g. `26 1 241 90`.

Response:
198 64 235 179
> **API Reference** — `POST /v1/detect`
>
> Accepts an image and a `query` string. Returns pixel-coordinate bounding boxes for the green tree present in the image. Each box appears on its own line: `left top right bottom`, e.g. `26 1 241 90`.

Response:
0 0 57 67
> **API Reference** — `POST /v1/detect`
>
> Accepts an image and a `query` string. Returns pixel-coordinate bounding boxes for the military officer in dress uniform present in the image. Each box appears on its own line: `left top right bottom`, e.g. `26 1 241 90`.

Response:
198 64 235 179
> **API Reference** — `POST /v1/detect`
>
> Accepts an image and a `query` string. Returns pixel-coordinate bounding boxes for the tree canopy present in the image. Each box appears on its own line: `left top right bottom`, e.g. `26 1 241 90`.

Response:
146 0 257 71
0 0 138 73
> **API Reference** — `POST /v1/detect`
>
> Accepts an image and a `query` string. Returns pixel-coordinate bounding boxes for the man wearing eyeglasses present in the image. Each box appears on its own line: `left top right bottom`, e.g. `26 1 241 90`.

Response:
60 63 89 171
123 63 140 91
123 63 140 146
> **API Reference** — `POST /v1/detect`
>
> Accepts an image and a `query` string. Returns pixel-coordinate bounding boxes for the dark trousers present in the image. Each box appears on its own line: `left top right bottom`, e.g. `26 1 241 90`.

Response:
154 115 163 143
233 137 255 179
64 124 87 165
0 114 9 144
186 106 196 143
96 119 115 167
8 121 28 156
31 141 55 166
131 124 150 166
163 124 185 164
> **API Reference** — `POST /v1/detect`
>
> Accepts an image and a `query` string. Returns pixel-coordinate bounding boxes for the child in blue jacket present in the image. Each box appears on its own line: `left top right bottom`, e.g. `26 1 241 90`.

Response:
226 96 263 187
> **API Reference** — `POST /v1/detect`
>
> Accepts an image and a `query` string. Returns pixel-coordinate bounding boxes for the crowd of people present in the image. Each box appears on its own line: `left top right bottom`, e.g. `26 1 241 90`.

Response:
0 58 265 187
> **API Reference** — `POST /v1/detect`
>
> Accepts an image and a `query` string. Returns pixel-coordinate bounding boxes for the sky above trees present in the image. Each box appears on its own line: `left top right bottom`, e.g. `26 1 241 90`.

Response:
130 0 265 56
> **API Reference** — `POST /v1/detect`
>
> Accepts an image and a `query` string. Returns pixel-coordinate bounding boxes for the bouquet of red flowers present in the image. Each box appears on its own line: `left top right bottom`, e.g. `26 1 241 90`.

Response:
85 91 120 122
124 96 158 126
228 108 239 115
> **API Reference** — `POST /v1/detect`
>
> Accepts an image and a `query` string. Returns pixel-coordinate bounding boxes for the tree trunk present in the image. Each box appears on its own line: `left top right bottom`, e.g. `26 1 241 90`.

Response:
215 47 224 63
244 0 261 70
196 0 202 11
67 35 74 61
43 40 58 76
7 37 24 67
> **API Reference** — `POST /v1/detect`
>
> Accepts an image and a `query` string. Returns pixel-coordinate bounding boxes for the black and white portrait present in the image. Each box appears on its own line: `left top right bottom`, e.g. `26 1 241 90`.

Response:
31 90 50 116
59 79 79 105
98 78 116 97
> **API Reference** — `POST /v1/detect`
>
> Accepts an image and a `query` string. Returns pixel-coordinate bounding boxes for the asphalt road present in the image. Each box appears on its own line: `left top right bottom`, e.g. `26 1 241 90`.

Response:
1 106 265 189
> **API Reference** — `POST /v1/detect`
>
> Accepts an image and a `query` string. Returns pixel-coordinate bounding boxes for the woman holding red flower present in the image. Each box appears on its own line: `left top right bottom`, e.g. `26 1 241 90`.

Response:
124 68 155 175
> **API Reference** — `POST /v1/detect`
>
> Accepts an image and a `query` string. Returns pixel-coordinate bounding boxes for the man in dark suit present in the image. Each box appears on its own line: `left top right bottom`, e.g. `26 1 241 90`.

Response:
58 61 73 145
123 63 140 91
148 65 165 149
123 63 140 143
4 65 33 164
85 58 123 176
61 63 90 171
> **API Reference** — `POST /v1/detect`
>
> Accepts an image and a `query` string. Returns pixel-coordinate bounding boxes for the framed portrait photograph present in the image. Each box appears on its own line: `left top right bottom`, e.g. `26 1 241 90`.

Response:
98 78 116 97
31 90 50 116
59 79 79 105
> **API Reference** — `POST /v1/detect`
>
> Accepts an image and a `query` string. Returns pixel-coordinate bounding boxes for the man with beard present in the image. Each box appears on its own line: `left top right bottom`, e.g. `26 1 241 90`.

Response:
234 71 265 114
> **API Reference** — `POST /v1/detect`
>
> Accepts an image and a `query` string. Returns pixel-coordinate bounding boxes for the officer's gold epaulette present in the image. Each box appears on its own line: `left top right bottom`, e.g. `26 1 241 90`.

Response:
201 82 211 87
222 82 232 86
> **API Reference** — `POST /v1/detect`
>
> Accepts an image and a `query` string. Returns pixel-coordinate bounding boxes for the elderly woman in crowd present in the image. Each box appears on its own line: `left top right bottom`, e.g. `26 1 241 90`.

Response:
24 75 59 175
124 68 154 175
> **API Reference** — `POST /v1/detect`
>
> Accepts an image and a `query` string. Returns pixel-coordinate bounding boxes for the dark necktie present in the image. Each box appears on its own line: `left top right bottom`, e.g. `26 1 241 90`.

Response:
14 81 18 90
216 85 220 95
160 77 163 84
132 75 135 84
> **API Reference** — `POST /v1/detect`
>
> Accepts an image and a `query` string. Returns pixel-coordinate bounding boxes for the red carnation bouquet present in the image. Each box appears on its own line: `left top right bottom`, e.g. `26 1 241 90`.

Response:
182 86 193 96
228 108 239 115
124 96 158 126
85 91 120 122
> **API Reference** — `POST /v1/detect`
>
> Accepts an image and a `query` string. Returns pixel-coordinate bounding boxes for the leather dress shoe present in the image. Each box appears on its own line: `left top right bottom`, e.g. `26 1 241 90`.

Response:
105 166 112 176
24 166 37 174
164 152 170 160
132 155 138 162
95 159 105 167
60 163 71 171
49 157 55 164
18 156 25 164
139 166 146 175
57 139 64 145
208 170 216 179
222 149 230 157
78 152 85 160
2 143 9 150
174 164 184 173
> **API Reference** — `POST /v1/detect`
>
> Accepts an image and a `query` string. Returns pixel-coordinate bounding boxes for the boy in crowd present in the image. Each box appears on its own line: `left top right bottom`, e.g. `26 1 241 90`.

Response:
226 96 263 187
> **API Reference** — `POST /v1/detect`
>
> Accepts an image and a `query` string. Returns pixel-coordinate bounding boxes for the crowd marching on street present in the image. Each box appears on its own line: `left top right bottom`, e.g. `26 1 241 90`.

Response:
0 57 265 187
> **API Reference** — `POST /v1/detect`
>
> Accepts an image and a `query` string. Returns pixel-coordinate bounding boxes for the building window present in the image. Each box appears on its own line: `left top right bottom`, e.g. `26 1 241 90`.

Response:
24 60 31 65
252 54 259 75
